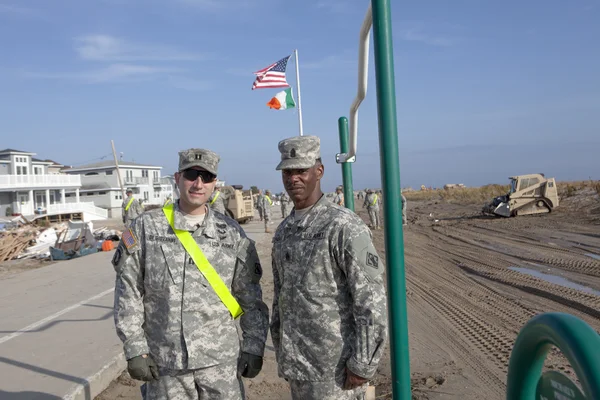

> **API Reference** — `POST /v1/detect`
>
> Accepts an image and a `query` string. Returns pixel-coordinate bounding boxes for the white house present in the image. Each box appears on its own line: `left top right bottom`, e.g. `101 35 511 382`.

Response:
62 160 173 218
0 148 107 221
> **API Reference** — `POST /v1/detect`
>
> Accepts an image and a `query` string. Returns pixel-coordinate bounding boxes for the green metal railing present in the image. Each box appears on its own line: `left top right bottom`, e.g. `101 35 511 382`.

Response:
336 0 411 398
506 312 600 399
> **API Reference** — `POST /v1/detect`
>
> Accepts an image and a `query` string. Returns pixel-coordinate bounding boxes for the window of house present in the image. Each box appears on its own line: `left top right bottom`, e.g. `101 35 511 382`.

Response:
85 172 99 176
65 194 72 197
87 192 94 196
23 166 27 175
144 191 149 200
106 170 113 175
16 166 22 175
99 191 106 195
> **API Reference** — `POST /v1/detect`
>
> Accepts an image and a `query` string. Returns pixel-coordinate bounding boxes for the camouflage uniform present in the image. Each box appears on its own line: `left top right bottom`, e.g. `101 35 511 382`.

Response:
401 194 407 225
262 192 273 233
256 192 264 221
363 191 381 229
333 188 344 207
209 189 226 214
113 149 269 400
271 136 388 400
122 194 143 227
280 192 290 218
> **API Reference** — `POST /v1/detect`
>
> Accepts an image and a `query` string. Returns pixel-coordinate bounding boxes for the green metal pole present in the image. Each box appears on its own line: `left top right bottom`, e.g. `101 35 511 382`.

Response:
506 312 600 399
338 116 355 212
371 0 411 398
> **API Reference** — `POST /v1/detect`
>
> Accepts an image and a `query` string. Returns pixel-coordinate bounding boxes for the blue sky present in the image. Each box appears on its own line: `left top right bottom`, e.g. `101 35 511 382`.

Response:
1 0 599 192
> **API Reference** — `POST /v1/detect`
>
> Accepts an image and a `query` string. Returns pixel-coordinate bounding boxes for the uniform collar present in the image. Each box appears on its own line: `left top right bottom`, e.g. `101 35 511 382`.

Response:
172 201 217 238
291 194 329 229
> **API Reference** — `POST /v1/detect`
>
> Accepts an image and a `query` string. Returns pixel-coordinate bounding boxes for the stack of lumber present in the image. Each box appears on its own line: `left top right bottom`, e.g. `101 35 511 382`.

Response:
0 230 35 262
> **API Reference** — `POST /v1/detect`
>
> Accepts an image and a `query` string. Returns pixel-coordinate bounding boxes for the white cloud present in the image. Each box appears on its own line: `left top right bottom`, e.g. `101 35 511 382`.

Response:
74 35 203 62
399 29 454 47
23 64 184 84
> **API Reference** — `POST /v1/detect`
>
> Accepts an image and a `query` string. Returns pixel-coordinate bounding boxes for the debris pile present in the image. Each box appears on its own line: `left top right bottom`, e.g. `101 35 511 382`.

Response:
0 219 122 263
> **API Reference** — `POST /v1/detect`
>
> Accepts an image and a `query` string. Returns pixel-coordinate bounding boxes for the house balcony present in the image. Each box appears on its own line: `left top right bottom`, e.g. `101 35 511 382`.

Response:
153 177 172 186
0 174 81 191
124 177 149 186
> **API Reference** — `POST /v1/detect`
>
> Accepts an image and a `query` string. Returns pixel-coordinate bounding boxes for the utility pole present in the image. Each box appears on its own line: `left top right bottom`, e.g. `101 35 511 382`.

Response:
111 140 126 200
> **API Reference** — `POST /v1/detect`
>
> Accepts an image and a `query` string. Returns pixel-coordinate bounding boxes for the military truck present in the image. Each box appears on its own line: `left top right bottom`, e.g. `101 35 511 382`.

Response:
482 173 559 217
220 185 254 224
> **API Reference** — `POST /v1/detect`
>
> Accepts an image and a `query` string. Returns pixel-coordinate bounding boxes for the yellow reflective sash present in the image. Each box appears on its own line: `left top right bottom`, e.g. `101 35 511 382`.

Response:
162 204 243 319
163 198 172 206
125 197 135 211
371 195 378 206
210 191 220 205
265 195 273 205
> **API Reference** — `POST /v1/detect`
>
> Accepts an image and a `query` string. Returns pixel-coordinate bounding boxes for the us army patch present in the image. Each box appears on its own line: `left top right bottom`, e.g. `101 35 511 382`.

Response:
366 252 379 269
112 246 123 267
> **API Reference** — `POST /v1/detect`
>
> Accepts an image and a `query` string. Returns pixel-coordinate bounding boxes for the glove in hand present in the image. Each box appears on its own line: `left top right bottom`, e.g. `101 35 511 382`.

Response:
127 354 159 382
238 352 263 378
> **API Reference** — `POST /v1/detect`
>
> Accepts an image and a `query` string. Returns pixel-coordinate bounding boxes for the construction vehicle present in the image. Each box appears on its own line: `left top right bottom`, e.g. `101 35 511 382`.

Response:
482 173 559 217
220 185 254 224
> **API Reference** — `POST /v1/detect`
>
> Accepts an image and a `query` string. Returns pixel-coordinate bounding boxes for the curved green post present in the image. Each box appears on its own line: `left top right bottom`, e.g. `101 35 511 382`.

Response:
371 0 411 398
338 117 355 212
506 312 600 399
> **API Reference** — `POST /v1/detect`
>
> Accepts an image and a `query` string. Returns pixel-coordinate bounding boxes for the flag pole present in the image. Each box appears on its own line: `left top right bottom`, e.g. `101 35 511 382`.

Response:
294 49 304 136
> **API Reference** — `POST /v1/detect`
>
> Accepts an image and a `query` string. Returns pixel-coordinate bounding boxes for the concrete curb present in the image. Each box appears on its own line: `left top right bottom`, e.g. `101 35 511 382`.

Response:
63 353 126 400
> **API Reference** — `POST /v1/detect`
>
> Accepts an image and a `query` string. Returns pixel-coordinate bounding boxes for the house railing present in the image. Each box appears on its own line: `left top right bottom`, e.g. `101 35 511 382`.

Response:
0 174 81 189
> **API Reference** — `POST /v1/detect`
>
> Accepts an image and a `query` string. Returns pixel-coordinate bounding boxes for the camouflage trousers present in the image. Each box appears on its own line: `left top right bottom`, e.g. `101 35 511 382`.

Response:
281 205 288 218
367 208 380 228
142 362 244 400
288 380 366 400
257 207 263 221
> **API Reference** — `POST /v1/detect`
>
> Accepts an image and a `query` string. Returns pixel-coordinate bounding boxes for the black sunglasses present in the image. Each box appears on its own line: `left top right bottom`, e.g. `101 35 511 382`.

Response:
181 169 216 183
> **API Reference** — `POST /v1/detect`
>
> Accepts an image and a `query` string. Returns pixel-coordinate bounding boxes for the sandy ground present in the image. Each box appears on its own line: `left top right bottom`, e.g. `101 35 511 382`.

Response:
58 191 600 399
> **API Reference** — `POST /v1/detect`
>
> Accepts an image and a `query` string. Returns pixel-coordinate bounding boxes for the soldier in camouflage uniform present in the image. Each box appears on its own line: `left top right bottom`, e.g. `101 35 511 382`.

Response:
209 186 226 214
122 189 144 227
256 189 264 221
280 192 290 218
363 189 381 230
333 185 344 206
262 190 273 233
270 135 388 400
113 148 269 400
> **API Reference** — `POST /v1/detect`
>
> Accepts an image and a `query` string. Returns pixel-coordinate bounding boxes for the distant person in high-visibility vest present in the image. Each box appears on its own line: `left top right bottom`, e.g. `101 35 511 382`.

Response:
256 189 264 221
209 186 226 214
113 148 269 400
363 189 381 230
122 189 143 227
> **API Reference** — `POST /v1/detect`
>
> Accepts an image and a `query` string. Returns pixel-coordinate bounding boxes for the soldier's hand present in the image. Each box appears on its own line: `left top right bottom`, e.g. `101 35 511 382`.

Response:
127 354 159 382
238 352 263 378
343 368 369 390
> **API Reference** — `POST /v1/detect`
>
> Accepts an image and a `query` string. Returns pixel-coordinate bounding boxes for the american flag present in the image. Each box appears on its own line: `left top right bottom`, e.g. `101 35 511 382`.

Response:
122 229 137 249
252 55 291 90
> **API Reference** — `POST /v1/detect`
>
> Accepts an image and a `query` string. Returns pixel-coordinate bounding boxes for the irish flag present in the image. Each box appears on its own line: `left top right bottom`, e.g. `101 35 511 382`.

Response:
266 88 296 110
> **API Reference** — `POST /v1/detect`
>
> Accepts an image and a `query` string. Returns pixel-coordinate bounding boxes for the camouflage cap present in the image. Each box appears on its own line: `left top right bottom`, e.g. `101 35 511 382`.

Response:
178 148 220 175
276 135 321 170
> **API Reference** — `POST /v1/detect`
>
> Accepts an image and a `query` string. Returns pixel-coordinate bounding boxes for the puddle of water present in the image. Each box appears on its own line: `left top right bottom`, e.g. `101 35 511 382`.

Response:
585 253 600 261
509 266 600 297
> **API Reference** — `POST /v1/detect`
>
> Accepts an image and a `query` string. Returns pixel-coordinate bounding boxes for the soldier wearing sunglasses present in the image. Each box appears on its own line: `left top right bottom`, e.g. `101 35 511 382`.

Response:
113 148 269 400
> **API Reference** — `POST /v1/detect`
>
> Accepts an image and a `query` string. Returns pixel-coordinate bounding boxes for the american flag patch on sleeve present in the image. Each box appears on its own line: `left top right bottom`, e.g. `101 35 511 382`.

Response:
122 229 137 249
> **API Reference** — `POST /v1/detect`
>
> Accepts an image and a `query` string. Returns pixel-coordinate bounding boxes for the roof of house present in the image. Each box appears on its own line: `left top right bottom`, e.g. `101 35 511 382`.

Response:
63 159 163 171
31 158 53 164
0 148 35 155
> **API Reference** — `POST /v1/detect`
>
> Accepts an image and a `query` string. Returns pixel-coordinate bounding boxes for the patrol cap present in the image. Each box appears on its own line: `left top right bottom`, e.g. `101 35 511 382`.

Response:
178 148 220 176
126 188 133 194
276 135 321 171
